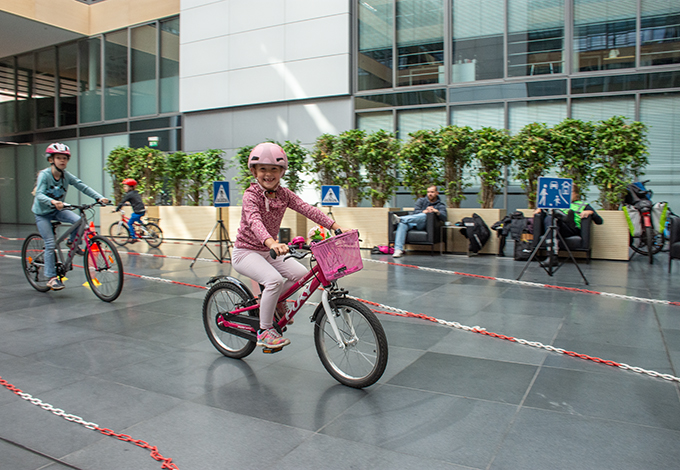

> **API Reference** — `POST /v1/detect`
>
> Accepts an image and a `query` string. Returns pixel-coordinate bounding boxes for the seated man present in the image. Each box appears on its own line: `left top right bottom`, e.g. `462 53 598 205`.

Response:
391 185 447 258
533 187 603 253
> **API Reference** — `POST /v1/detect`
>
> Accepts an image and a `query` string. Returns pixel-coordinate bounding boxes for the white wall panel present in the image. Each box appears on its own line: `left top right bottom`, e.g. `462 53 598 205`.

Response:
181 0 222 10
180 1 229 44
287 99 353 141
181 72 230 111
180 36 229 77
285 15 349 61
285 0 349 23
284 55 349 100
229 65 286 107
229 0 286 34
229 26 285 70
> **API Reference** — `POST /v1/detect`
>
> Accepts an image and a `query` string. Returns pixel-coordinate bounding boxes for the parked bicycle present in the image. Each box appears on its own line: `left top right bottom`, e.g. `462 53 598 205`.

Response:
202 230 388 389
623 180 668 264
21 202 124 302
109 209 163 248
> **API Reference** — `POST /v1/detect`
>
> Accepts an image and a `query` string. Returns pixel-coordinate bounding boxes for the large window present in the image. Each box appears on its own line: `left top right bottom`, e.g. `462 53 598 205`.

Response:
397 107 445 139
397 0 444 86
359 0 393 91
452 0 503 82
16 54 33 132
641 1 680 67
105 30 128 121
59 44 78 126
79 38 101 123
574 0 637 72
508 99 566 134
358 111 393 132
131 24 157 117
160 17 179 113
0 58 14 135
508 0 564 77
35 49 56 129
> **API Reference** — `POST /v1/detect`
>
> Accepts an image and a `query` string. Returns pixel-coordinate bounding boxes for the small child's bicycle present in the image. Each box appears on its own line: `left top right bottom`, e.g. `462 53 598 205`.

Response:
21 202 124 302
202 230 388 389
109 209 163 247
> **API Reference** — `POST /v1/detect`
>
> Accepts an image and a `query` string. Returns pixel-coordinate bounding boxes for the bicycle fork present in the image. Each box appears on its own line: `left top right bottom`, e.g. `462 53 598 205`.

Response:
321 290 356 351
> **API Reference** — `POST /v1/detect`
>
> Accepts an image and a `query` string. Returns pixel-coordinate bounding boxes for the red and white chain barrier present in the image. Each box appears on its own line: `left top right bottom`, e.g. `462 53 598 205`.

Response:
0 375 179 469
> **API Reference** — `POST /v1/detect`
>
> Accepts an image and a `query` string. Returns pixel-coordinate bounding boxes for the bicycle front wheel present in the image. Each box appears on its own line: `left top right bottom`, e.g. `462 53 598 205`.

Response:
202 281 257 359
314 298 388 388
144 222 163 248
108 222 130 246
84 235 124 302
21 233 51 292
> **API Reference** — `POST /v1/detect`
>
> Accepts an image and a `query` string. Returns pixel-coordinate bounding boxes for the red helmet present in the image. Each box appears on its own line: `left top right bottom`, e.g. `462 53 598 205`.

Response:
122 178 137 187
46 143 71 160
248 142 288 172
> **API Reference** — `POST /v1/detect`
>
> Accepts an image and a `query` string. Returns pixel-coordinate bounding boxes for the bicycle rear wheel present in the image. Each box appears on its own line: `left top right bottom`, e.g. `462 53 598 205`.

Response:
144 222 163 248
202 281 257 359
108 222 130 246
84 235 124 302
21 233 51 292
314 298 388 388
630 228 664 257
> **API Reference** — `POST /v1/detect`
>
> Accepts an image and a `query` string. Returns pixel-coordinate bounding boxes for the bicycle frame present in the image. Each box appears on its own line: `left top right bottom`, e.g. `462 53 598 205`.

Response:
217 259 350 348
53 215 88 273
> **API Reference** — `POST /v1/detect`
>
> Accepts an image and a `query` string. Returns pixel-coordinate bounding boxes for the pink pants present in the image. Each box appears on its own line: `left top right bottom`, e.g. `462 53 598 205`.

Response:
231 248 308 330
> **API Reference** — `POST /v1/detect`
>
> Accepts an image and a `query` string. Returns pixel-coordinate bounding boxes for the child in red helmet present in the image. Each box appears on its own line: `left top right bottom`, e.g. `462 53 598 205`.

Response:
115 178 145 244
232 142 349 349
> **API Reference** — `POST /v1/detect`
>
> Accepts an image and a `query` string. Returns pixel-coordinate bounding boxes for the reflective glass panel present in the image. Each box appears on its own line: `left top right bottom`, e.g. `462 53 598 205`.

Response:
359 0 393 91
105 30 128 120
16 54 33 132
508 0 564 77
0 147 17 223
452 0 503 82
58 43 78 126
160 17 179 113
357 112 394 132
450 102 504 129
574 0 636 72
0 58 14 135
571 95 636 123
641 1 680 66
131 24 157 117
35 49 56 129
508 99 567 134
79 38 101 123
397 0 444 86
397 107 445 139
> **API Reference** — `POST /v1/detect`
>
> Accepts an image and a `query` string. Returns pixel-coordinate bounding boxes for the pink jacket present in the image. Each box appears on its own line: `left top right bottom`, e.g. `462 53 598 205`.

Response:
235 183 335 251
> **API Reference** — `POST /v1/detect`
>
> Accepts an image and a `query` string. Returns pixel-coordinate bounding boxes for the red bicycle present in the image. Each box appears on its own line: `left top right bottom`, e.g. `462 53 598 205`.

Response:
202 230 388 389
109 209 163 248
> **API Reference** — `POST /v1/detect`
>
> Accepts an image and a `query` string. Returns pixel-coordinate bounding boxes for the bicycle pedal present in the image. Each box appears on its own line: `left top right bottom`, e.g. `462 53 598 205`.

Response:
262 346 284 354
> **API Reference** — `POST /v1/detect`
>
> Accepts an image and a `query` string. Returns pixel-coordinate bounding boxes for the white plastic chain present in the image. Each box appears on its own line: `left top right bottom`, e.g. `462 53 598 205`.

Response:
17 391 99 430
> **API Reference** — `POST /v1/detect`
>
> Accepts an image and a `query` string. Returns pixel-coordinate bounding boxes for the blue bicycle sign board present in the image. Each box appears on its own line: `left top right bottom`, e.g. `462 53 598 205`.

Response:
537 177 572 209
321 185 340 206
213 181 230 207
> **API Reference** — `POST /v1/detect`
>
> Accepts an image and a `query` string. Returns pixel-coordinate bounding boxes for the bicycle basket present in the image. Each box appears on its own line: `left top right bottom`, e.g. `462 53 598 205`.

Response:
310 229 363 281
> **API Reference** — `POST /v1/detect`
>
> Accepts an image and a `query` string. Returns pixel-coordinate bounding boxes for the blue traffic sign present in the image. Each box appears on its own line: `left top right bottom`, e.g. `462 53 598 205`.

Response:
213 181 230 207
537 177 572 209
321 185 340 206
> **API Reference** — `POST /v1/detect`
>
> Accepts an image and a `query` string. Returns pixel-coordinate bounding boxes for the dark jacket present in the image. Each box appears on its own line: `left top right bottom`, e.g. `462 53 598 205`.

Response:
413 195 447 222
116 189 145 214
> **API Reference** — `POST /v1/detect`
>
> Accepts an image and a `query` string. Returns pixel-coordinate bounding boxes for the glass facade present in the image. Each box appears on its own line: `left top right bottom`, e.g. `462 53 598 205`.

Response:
355 0 680 209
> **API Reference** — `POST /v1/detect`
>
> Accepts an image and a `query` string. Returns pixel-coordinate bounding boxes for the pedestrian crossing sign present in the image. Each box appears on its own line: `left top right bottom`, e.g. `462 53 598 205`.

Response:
213 181 230 207
537 177 572 209
321 185 340 206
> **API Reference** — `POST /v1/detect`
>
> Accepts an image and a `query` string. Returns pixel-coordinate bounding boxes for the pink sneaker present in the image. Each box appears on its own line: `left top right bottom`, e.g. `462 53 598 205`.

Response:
257 328 290 349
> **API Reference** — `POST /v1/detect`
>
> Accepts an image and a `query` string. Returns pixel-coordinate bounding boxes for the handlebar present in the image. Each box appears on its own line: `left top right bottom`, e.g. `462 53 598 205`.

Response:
63 200 107 211
269 228 346 260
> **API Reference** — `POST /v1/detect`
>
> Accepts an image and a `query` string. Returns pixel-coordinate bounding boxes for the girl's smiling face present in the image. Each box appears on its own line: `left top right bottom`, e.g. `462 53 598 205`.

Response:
251 164 284 191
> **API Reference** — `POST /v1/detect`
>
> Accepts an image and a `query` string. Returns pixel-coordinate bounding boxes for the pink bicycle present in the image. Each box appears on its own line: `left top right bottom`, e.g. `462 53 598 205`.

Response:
202 230 388 388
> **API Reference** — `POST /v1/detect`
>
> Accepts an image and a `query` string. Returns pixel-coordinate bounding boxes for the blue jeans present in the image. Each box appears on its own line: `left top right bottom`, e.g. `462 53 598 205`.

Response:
35 209 81 279
394 213 427 251
127 212 144 239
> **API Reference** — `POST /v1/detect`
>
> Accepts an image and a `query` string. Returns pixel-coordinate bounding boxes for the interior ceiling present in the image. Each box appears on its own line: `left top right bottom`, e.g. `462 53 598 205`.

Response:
0 10 85 59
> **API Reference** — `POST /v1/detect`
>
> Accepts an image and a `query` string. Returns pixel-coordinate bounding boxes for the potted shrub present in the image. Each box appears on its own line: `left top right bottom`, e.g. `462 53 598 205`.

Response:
439 125 474 208
166 151 190 205
361 129 400 207
510 122 554 209
472 127 511 208
593 116 649 210
104 146 138 204
551 118 595 198
335 129 366 207
280 140 310 193
400 129 443 198
186 149 226 205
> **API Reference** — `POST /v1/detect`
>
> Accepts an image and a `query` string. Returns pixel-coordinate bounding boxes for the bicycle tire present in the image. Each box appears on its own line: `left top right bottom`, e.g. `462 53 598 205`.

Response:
630 228 664 257
21 233 51 292
313 297 388 389
646 225 654 264
144 222 163 248
108 222 130 246
84 235 124 302
202 281 257 359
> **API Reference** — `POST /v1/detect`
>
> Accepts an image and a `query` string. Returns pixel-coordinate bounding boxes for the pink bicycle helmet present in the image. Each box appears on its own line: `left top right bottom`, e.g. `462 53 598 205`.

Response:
46 142 71 159
248 142 288 172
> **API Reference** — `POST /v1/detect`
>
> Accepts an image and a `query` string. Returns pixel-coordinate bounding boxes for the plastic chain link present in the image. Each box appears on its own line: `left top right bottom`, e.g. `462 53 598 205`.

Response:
0 375 180 469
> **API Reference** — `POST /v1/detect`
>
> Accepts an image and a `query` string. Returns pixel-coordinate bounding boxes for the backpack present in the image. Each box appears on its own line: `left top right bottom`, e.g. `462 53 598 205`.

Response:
460 213 490 254
371 245 394 255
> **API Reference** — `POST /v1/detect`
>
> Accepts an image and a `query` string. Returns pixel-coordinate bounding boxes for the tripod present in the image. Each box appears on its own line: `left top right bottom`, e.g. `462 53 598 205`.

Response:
190 207 232 267
517 209 589 285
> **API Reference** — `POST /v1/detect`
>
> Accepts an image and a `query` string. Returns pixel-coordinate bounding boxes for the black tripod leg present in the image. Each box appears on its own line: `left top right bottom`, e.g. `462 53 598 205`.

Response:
555 230 589 285
517 230 552 281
